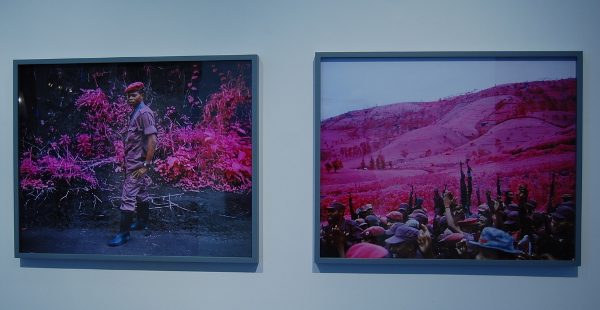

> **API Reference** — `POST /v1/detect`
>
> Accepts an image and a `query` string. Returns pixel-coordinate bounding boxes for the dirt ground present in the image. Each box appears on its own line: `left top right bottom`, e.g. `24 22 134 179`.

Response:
18 178 254 258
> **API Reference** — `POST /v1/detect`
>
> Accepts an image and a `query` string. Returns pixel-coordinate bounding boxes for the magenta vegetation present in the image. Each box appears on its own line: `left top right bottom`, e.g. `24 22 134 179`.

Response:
19 63 253 195
320 79 577 221
155 71 253 192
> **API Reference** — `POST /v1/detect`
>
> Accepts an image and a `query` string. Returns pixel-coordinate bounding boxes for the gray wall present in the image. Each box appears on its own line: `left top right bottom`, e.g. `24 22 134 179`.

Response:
1 0 599 309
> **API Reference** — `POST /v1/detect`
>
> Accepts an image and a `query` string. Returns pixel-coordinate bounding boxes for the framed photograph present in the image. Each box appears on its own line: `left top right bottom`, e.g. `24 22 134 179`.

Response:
314 51 582 266
15 55 258 263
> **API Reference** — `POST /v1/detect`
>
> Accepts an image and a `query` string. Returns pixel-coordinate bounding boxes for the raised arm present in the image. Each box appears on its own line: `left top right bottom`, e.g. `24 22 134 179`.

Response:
443 191 463 234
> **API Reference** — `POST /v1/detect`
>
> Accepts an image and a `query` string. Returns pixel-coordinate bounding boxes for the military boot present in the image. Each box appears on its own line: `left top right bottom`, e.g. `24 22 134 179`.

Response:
108 210 133 246
130 201 149 230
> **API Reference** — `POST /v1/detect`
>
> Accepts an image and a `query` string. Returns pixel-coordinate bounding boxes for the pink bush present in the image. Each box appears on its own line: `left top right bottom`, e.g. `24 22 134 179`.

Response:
154 69 253 192
20 142 98 191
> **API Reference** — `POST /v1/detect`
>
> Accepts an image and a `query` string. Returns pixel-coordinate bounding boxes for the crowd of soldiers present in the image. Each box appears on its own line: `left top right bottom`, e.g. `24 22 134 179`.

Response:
320 162 576 260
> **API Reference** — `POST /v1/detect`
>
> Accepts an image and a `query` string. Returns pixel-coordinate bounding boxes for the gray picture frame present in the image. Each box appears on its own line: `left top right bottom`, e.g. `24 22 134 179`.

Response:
314 51 582 267
15 55 259 264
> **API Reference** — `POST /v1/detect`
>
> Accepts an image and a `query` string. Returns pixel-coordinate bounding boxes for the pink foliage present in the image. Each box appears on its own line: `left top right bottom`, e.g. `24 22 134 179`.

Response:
74 88 129 159
20 67 253 194
155 121 252 192
76 134 93 157
20 88 129 191
155 70 253 192
20 143 98 191
320 79 578 221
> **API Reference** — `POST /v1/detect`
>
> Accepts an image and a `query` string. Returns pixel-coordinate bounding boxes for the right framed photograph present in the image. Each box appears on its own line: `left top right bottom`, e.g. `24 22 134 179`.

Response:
314 51 582 266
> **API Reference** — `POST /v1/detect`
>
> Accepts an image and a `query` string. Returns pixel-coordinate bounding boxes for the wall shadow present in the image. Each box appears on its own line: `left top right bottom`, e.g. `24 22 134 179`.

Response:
313 263 578 277
21 258 260 273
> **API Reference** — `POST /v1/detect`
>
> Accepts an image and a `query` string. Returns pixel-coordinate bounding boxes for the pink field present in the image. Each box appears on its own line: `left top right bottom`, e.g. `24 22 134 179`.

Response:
319 79 577 220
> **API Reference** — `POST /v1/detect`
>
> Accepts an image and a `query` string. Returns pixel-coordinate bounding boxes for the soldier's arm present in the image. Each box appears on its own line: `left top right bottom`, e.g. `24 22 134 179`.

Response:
443 192 463 234
145 134 157 164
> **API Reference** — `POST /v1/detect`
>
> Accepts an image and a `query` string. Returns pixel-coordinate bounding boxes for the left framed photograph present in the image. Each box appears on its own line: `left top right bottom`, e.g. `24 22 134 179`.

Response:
14 55 258 263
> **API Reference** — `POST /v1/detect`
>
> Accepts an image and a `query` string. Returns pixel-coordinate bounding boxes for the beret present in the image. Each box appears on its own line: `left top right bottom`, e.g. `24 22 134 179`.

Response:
125 82 144 93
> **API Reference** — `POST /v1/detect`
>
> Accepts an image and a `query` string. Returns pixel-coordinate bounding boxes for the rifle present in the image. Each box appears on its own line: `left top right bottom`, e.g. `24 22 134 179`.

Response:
496 173 501 197
547 172 556 214
459 161 468 211
348 192 357 221
409 185 414 208
433 188 445 217
466 159 473 215
476 186 481 206
518 184 534 241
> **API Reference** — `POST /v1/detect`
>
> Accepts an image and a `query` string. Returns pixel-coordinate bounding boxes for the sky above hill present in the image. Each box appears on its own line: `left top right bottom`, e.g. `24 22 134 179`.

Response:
320 56 577 120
